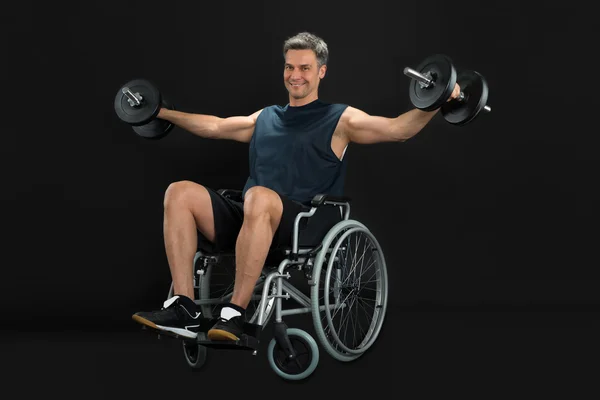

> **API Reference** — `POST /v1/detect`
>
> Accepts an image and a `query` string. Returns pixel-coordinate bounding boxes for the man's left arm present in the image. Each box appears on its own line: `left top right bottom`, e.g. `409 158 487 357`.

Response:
342 84 460 144
341 107 439 144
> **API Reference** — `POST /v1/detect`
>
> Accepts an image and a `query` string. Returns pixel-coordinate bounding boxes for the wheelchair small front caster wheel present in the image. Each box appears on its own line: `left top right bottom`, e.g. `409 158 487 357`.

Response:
182 340 208 369
267 328 319 381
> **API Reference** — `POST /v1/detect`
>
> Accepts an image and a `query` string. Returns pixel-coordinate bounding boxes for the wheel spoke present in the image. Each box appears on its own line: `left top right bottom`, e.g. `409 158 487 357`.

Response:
311 221 388 361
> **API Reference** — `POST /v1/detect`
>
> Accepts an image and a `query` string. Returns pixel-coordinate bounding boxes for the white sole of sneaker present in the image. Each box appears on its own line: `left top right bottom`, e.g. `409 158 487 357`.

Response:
133 315 198 339
156 324 198 339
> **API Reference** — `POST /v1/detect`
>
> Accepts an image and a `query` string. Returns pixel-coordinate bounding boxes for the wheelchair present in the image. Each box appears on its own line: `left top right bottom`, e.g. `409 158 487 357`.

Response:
163 188 389 380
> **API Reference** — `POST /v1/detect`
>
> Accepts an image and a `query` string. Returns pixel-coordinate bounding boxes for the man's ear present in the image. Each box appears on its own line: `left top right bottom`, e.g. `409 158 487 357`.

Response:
319 65 327 79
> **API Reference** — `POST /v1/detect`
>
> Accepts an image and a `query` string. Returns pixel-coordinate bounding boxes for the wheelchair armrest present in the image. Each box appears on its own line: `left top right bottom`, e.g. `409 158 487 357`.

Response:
217 189 243 201
311 193 351 207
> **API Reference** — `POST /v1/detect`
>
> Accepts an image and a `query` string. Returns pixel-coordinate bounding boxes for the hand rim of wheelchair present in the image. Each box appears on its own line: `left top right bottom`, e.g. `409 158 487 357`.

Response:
310 220 388 360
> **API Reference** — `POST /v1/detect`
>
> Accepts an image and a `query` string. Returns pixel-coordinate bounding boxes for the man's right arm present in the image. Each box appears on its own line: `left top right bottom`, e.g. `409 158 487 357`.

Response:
156 108 263 143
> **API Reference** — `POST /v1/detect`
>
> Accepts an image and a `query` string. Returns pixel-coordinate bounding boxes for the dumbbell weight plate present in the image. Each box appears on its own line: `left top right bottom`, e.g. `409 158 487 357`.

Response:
409 54 457 111
114 79 162 126
132 119 174 139
441 70 489 126
132 98 175 139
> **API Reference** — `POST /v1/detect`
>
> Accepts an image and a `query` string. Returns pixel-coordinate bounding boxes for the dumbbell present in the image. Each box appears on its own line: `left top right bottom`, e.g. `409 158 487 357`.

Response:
403 54 491 125
114 79 175 139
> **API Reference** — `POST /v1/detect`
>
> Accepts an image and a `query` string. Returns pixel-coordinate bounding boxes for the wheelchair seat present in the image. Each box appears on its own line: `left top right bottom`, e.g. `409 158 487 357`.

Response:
216 188 351 208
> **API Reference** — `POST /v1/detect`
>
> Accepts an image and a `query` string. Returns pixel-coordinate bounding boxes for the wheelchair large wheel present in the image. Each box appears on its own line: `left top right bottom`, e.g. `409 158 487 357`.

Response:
267 328 319 381
311 220 388 362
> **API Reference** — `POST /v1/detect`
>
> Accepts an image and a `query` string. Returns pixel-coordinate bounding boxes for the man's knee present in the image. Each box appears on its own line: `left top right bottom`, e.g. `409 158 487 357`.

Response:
243 186 283 220
164 180 204 209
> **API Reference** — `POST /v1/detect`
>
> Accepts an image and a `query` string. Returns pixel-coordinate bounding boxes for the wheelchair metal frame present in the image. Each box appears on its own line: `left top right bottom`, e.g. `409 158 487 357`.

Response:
255 198 352 327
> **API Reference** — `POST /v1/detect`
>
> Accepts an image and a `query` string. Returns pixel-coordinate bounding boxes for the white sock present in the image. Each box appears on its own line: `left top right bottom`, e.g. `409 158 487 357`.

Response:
220 306 242 320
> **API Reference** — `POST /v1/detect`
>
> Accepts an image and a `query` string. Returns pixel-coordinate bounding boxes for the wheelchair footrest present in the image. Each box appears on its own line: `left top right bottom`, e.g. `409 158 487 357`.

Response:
192 318 261 350
195 334 259 351
138 317 262 351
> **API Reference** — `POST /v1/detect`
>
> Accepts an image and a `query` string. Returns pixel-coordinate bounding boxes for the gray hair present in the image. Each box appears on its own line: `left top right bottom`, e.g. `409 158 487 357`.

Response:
283 32 329 68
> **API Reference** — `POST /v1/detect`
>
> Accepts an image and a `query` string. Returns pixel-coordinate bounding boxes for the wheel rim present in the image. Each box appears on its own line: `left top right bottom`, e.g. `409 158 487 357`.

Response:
323 226 388 354
183 343 199 362
182 340 207 368
273 336 313 375
311 220 388 360
267 328 319 381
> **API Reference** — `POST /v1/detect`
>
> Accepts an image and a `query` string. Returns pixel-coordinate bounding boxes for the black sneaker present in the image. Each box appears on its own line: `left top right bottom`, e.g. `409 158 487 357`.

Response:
207 316 245 341
132 295 201 339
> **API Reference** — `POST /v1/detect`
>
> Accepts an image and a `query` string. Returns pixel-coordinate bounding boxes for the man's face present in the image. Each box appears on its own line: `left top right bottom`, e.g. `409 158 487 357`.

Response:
284 49 326 100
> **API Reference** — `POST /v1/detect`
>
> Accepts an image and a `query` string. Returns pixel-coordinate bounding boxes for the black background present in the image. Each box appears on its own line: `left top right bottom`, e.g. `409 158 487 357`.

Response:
2 0 598 396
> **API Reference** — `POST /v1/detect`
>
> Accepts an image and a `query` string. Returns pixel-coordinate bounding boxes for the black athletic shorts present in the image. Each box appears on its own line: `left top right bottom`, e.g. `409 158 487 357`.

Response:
198 186 342 253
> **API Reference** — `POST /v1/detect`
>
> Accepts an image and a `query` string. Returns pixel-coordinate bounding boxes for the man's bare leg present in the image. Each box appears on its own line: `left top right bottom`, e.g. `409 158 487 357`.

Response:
163 181 216 299
208 186 283 340
132 180 216 336
231 189 283 308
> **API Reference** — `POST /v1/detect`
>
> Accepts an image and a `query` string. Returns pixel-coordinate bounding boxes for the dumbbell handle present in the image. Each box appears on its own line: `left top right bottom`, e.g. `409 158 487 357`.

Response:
122 87 143 107
403 67 491 112
404 67 434 87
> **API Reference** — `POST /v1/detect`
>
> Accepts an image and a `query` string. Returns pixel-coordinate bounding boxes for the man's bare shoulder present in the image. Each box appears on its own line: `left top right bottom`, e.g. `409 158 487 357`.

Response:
335 106 362 139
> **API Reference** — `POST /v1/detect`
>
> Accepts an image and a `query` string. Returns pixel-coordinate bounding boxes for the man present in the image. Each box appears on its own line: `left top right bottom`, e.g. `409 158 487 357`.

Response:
132 32 460 341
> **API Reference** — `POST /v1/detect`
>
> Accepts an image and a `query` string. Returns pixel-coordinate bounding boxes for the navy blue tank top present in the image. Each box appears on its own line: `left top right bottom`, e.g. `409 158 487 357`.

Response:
242 99 349 206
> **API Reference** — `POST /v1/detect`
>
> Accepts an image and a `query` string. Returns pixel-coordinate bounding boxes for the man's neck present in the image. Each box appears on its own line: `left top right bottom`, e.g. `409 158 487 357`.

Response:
289 93 319 107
